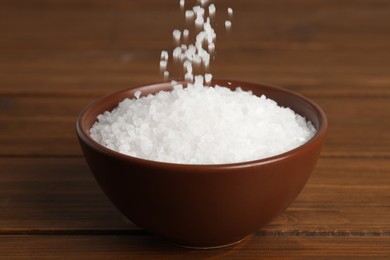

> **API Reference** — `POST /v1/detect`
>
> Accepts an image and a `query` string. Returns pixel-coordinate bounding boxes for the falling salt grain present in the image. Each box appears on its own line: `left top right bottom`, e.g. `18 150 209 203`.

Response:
205 73 212 83
225 20 232 30
195 15 204 27
228 7 233 16
160 50 169 60
163 71 169 79
185 10 195 20
159 60 168 70
173 29 182 43
193 6 205 17
185 72 194 81
183 29 189 40
180 0 185 8
183 60 192 72
198 0 208 6
173 47 182 59
209 4 216 16
208 42 215 52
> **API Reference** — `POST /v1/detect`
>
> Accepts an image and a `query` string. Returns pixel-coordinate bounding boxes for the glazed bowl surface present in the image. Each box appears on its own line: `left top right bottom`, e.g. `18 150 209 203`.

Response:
76 80 327 248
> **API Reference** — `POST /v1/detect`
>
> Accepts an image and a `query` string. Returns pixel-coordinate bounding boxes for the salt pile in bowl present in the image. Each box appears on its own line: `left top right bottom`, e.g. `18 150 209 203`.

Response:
90 1 316 164
90 76 316 164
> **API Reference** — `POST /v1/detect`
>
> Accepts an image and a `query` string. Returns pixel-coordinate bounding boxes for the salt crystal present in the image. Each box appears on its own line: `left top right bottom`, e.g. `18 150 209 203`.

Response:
173 29 182 42
173 47 182 59
204 59 210 68
185 72 194 81
183 29 189 40
180 0 185 8
163 71 169 79
193 56 201 65
193 6 205 17
173 84 183 91
160 50 169 60
209 4 216 16
185 10 195 20
195 15 204 27
179 53 186 62
198 0 208 6
225 20 232 30
159 60 167 70
208 42 215 52
205 73 212 83
196 31 206 43
228 7 233 16
183 60 192 72
194 75 204 86
134 90 141 99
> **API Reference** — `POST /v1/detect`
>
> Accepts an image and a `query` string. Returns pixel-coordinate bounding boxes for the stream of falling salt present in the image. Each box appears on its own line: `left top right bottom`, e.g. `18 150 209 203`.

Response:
160 0 233 82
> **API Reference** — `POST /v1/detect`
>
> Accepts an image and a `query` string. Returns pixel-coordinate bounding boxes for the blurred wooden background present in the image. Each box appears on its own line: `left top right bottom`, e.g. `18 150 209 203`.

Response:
0 0 389 258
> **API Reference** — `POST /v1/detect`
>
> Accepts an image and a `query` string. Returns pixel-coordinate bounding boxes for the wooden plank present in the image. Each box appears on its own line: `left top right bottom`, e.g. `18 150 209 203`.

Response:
0 158 137 232
264 158 390 235
0 96 389 157
0 157 388 234
0 235 389 258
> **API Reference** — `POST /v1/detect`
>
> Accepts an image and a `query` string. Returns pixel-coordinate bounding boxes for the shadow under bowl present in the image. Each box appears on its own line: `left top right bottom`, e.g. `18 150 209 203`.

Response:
76 80 328 249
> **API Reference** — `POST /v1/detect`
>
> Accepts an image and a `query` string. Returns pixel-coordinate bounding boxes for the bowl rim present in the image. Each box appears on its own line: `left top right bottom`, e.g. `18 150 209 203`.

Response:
76 79 328 170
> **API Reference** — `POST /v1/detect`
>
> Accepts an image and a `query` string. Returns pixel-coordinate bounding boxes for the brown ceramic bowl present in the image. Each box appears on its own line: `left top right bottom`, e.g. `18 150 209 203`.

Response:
76 80 327 249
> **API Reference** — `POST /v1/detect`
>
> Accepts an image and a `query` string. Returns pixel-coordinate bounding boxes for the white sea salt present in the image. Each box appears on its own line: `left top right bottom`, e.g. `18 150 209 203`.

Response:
90 80 316 165
205 73 212 83
173 29 182 43
183 29 189 40
173 47 182 59
134 90 141 99
228 7 233 16
195 15 205 27
163 71 169 79
159 60 168 70
198 0 208 6
184 72 194 81
225 20 232 30
160 50 169 60
208 4 216 16
193 6 205 17
185 10 195 20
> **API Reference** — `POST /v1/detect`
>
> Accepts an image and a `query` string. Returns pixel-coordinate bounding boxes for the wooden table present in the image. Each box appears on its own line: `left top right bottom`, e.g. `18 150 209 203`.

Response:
1 0 389 258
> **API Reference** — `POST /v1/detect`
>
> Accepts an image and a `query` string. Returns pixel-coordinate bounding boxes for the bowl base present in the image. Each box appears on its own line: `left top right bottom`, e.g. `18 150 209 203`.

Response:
164 236 249 250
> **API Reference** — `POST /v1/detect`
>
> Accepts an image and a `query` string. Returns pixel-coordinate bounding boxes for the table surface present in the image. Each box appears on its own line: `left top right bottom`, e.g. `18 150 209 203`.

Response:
1 0 389 258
